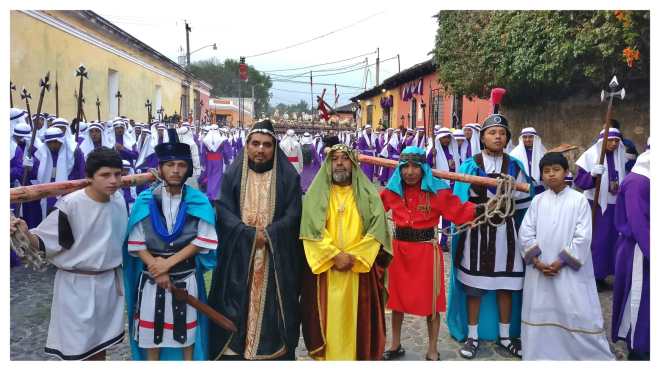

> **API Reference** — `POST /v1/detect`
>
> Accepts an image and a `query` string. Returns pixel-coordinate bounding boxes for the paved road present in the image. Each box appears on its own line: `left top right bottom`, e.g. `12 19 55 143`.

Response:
10 252 628 361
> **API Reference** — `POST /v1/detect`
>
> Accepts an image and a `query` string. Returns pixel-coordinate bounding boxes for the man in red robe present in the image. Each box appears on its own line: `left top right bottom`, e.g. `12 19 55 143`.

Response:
380 146 483 361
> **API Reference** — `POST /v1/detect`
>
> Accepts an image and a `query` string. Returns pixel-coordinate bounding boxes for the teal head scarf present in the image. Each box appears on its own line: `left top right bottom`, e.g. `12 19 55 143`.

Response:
385 146 449 197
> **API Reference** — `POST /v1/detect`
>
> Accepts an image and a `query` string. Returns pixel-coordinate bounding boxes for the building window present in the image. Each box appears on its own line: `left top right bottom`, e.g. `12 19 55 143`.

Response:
430 89 443 127
411 98 417 129
382 107 390 128
452 95 463 129
107 69 119 119
366 105 373 126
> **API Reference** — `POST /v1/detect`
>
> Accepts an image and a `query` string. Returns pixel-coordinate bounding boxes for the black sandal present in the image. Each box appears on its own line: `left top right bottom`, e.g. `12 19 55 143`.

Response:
425 352 440 361
383 344 406 360
459 338 479 359
497 337 522 358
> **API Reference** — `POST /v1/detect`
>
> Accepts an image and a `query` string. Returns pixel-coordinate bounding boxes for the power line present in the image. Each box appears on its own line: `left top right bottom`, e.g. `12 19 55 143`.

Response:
271 87 325 95
271 78 363 90
261 51 376 73
245 11 385 58
266 59 366 79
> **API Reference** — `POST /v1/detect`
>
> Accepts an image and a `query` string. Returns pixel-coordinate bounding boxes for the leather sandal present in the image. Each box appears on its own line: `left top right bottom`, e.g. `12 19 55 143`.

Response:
383 344 406 360
497 337 522 358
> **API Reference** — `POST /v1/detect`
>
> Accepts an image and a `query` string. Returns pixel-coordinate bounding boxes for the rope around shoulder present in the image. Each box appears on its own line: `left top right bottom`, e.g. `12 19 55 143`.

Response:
439 174 517 237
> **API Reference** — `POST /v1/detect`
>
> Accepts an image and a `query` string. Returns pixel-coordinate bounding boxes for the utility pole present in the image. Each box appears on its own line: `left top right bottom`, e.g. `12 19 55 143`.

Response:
363 58 368 91
309 71 314 117
185 20 192 67
376 47 380 85
251 85 255 119
397 54 400 73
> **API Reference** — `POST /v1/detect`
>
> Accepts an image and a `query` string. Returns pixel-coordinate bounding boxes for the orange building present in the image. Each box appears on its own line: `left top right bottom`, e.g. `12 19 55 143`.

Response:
351 59 490 131
208 97 254 127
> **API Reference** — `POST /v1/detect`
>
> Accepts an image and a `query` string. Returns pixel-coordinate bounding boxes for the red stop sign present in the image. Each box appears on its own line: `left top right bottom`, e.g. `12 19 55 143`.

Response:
239 63 248 81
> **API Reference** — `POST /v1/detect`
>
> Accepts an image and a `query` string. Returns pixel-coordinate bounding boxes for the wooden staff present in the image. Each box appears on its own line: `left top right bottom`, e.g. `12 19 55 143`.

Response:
357 153 530 193
35 72 51 119
115 90 122 116
592 76 625 224
55 71 59 117
11 172 157 203
171 287 237 332
75 65 88 142
96 96 101 122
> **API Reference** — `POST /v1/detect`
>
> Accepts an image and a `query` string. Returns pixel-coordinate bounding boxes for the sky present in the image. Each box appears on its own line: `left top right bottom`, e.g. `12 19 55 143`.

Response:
94 0 441 108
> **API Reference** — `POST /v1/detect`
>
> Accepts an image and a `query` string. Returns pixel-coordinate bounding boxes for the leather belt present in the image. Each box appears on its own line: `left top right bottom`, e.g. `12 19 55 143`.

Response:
394 227 435 242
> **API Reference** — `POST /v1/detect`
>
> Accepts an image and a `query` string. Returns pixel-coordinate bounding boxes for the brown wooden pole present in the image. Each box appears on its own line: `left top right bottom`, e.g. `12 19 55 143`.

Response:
357 153 530 193
11 172 157 203
171 287 237 332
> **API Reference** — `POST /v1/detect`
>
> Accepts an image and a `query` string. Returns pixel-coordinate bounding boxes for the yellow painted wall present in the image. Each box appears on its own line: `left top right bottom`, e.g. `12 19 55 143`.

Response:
10 11 189 122
357 87 399 130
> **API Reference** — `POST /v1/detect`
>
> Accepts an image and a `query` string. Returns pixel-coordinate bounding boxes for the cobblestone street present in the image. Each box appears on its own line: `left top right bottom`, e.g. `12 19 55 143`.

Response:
10 251 628 361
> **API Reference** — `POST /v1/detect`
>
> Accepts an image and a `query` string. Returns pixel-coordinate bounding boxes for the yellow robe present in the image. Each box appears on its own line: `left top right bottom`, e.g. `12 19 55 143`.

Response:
302 185 381 360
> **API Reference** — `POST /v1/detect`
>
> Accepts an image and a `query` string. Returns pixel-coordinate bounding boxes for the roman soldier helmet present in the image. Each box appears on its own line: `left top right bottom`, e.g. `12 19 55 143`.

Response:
154 125 193 179
480 87 511 144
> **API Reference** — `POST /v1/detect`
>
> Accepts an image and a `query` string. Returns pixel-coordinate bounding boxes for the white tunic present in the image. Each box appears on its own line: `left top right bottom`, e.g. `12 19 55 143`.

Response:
456 152 529 291
31 189 127 360
127 187 217 348
518 187 614 360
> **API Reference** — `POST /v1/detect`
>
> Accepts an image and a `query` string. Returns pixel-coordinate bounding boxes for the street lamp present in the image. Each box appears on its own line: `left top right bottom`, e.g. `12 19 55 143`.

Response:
180 43 218 67
190 43 218 56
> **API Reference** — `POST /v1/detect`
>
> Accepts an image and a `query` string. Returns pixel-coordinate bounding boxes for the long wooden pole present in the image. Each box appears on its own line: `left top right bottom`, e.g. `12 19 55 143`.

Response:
358 153 530 193
11 172 157 203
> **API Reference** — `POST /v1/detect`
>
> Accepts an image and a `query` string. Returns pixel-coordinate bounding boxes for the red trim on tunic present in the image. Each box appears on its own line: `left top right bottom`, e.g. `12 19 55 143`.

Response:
128 241 146 245
207 152 222 161
138 320 197 330
287 156 299 163
195 236 218 244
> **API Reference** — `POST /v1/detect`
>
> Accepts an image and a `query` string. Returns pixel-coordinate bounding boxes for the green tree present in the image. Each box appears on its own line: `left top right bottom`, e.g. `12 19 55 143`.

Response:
267 100 309 115
434 10 649 106
189 58 272 116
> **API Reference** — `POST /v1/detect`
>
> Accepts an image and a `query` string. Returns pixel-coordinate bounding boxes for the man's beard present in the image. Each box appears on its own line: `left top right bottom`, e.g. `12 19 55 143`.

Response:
332 170 351 184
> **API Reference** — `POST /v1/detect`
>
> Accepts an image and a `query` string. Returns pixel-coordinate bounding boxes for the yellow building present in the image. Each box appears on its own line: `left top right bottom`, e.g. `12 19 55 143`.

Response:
10 10 211 122
353 87 400 130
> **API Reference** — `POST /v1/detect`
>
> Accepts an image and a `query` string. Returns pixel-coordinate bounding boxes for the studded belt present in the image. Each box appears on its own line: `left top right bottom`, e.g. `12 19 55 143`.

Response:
394 227 435 242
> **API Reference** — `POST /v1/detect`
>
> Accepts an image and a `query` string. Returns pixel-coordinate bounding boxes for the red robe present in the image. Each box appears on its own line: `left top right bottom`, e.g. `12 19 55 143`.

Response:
381 185 476 316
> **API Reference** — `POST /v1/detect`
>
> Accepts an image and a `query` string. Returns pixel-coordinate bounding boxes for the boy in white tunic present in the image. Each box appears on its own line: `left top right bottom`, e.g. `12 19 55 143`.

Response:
11 148 127 360
518 152 614 360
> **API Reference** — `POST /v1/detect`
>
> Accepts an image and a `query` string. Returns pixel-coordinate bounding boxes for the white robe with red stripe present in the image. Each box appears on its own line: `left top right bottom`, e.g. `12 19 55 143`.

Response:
127 187 217 348
279 136 304 174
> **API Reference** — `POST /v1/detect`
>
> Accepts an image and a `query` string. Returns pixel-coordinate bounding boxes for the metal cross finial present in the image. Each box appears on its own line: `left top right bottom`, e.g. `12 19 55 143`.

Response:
40 71 51 91
11 82 16 91
115 91 122 99
145 99 151 108
76 64 88 79
96 96 101 106
601 75 626 102
21 88 32 101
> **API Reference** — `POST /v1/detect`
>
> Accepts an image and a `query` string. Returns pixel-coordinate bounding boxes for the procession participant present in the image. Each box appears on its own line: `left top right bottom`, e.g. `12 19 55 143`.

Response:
574 127 627 291
509 127 547 197
381 146 484 361
301 132 322 192
430 127 461 251
454 129 469 163
378 128 401 185
611 142 650 360
300 143 392 360
123 129 217 360
518 152 613 360
198 124 231 201
133 123 143 142
177 123 202 189
446 113 534 360
135 127 158 195
79 122 113 160
76 122 88 145
10 148 128 360
412 128 426 148
280 129 304 174
121 160 137 213
462 123 482 157
356 125 378 182
608 119 638 173
401 128 415 150
110 119 139 166
207 119 304 360
32 127 85 219
12 122 43 227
